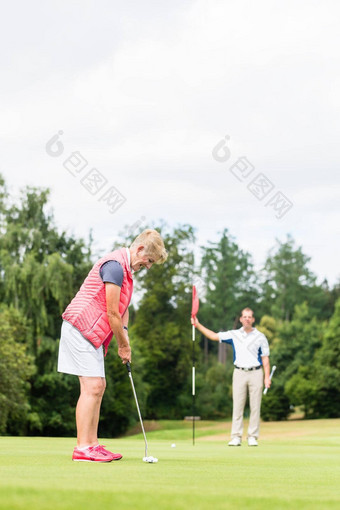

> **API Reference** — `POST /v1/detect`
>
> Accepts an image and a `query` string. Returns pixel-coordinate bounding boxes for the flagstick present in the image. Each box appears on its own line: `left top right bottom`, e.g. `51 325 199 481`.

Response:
192 324 195 446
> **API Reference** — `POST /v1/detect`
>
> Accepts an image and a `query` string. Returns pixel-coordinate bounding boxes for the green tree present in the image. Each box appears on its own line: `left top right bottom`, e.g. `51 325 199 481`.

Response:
197 362 233 418
0 184 92 345
284 367 318 417
27 336 80 436
256 314 292 421
261 235 318 321
200 229 257 332
99 350 137 437
274 302 323 381
0 175 93 436
0 306 35 434
257 315 278 346
311 297 340 417
261 384 291 421
197 229 257 368
132 224 195 419
285 298 340 418
261 303 323 420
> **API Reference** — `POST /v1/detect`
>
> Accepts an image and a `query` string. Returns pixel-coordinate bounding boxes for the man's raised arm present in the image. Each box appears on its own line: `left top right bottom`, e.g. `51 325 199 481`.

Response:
191 316 219 341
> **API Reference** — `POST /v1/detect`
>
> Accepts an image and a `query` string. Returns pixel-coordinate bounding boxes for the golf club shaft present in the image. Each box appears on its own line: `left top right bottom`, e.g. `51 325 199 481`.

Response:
192 324 195 446
126 362 148 458
263 365 277 395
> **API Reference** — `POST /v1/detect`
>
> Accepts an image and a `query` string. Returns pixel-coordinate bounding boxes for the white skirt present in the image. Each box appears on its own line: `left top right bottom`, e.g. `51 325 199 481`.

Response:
57 320 105 378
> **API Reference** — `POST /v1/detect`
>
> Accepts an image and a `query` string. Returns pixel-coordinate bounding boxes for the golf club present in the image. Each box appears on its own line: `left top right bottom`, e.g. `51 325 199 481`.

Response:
263 365 277 395
126 362 158 463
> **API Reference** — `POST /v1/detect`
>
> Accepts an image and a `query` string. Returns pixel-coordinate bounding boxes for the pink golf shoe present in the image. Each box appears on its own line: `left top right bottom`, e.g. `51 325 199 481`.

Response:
72 444 122 462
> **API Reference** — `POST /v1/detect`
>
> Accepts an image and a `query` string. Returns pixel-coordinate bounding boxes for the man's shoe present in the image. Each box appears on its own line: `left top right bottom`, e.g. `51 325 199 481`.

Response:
72 444 123 462
248 437 258 446
228 437 241 446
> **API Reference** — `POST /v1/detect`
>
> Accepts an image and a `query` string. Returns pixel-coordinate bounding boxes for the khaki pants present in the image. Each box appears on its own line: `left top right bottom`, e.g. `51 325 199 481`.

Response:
231 368 263 439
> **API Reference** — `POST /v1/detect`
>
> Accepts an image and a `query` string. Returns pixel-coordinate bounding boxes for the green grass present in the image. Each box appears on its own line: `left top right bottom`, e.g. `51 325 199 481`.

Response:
0 419 339 510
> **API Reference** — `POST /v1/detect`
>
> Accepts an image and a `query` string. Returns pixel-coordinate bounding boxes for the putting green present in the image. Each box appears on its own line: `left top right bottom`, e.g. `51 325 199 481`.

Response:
0 419 339 510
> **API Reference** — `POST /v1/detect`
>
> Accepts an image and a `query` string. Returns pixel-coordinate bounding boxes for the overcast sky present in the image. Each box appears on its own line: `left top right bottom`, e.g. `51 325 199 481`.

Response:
1 0 339 285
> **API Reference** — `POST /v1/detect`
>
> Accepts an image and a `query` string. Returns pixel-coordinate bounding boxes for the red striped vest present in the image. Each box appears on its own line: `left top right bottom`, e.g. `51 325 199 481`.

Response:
62 248 133 354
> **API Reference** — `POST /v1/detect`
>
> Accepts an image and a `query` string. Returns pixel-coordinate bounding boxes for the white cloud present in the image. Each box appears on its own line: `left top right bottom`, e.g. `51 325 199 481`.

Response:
0 0 339 285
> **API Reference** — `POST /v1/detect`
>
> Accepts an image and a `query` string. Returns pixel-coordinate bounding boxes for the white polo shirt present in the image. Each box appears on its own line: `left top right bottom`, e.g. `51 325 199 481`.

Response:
218 327 270 368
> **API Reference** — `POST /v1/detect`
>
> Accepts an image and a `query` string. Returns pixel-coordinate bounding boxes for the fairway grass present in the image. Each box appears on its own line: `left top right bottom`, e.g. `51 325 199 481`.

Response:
0 419 339 510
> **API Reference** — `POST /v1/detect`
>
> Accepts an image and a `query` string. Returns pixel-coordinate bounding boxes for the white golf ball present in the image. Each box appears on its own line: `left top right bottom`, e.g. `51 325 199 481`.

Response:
143 456 158 463
171 443 176 448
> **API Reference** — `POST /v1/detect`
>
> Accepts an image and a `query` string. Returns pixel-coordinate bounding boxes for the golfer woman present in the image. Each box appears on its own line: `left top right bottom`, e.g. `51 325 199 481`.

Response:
58 229 167 462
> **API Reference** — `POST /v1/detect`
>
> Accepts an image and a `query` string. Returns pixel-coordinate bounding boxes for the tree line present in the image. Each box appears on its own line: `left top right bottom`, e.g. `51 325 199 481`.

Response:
0 175 339 437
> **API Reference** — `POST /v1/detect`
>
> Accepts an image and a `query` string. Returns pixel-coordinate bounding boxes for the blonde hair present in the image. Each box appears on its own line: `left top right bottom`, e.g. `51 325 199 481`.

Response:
130 229 168 264
240 307 254 317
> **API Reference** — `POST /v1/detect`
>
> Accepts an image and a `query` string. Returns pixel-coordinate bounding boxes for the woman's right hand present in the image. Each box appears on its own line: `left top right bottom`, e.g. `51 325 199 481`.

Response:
118 342 131 364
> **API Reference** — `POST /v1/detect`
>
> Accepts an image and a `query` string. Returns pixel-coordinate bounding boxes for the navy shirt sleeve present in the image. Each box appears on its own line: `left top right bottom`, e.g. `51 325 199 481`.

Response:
99 260 124 287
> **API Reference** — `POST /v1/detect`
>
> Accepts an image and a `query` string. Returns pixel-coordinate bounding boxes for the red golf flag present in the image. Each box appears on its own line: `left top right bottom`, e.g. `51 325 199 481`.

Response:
191 285 199 319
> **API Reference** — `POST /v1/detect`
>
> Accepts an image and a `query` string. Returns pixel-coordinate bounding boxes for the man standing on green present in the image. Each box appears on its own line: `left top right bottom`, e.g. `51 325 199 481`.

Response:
191 308 271 446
